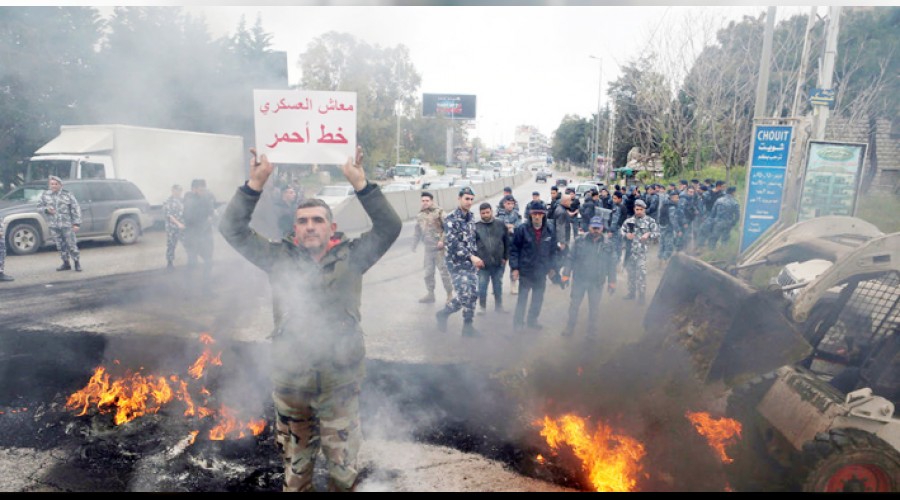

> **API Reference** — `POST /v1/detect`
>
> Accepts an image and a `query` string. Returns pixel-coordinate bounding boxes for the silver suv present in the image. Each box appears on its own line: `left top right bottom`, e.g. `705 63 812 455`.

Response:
1 179 153 255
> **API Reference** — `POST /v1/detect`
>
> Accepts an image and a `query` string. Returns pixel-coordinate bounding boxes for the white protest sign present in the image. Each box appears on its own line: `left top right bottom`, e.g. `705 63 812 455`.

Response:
253 89 357 165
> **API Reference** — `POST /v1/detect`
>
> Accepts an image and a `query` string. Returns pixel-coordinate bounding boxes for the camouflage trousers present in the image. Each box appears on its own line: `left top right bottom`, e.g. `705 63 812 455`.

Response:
658 228 679 260
423 249 452 296
706 222 734 249
445 268 478 321
50 226 80 262
272 378 362 492
165 226 182 263
626 250 648 298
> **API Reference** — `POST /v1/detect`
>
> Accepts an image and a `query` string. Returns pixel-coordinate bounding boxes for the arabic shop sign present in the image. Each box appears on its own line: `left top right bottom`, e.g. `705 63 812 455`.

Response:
740 124 793 254
797 141 867 222
253 89 357 165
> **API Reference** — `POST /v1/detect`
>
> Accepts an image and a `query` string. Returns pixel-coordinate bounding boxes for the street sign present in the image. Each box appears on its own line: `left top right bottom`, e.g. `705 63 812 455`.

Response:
739 125 794 254
809 88 836 109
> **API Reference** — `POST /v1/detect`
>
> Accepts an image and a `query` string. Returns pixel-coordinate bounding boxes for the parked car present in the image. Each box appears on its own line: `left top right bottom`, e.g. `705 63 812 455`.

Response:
381 182 415 193
422 180 453 190
315 184 356 209
573 182 605 198
1 179 154 256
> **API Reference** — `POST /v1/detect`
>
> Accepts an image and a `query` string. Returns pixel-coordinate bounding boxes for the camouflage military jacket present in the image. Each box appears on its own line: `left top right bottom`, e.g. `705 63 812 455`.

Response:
37 189 82 229
219 182 401 387
163 195 184 230
710 194 740 226
619 214 660 253
443 207 478 273
496 207 522 233
413 206 445 251
659 200 684 231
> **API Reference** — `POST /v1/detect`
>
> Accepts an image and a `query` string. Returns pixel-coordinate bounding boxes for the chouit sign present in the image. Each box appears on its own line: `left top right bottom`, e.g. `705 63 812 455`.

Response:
739 124 793 254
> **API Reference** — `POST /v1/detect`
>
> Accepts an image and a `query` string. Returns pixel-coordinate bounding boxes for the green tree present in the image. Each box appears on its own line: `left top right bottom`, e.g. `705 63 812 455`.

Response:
607 56 668 169
551 115 590 165
0 6 103 190
297 32 422 169
89 7 227 131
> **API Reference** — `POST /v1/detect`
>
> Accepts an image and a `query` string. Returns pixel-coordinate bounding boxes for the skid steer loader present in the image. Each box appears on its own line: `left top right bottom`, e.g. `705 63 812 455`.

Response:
644 216 899 492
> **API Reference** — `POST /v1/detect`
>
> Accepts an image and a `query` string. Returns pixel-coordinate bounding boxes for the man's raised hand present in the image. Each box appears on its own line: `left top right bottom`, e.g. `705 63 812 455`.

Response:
343 146 367 192
248 147 273 192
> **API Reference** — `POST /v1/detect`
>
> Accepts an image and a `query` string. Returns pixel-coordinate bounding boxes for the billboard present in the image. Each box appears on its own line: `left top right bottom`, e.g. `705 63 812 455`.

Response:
422 93 477 120
797 141 867 221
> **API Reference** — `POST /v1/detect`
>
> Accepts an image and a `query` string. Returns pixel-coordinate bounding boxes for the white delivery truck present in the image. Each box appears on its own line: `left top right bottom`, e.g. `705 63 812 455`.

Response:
392 163 440 188
26 124 246 224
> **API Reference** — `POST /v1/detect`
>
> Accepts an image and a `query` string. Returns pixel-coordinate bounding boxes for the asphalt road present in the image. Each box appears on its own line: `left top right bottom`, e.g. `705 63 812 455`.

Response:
0 173 681 492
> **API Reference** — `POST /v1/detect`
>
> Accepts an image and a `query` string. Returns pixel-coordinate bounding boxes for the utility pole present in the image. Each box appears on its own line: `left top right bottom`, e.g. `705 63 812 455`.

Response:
446 111 454 169
754 7 777 119
783 7 818 223
791 6 818 119
590 55 602 173
812 6 842 141
395 101 401 166
606 101 616 184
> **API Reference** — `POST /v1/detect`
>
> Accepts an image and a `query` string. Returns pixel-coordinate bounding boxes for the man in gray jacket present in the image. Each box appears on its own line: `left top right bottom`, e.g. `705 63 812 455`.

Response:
219 147 401 492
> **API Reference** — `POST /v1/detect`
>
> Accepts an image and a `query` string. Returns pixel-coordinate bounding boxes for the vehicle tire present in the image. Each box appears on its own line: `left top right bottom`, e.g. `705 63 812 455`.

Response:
723 370 794 491
6 221 42 256
114 216 141 245
795 428 900 492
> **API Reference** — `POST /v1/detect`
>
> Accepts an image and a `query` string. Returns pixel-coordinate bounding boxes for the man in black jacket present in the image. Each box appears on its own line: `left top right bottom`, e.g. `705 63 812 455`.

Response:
509 201 559 331
474 202 510 313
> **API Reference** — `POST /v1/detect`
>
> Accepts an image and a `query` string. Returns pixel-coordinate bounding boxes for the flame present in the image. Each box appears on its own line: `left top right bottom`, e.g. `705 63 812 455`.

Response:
65 334 265 441
685 411 742 464
536 413 646 492
208 405 267 440
187 349 222 379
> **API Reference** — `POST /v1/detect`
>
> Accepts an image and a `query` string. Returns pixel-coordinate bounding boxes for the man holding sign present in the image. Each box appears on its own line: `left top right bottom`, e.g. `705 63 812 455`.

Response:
219 146 401 492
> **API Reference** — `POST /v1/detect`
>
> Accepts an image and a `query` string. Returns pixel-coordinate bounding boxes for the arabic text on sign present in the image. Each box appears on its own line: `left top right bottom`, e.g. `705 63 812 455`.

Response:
258 97 354 116
265 124 348 149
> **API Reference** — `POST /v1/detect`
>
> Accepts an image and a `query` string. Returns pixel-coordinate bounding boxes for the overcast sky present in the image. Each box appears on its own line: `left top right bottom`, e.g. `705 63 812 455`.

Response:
182 3 839 148
28 2 874 149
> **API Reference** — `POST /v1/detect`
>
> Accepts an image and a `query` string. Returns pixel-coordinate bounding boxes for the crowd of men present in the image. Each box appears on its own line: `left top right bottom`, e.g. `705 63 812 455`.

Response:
415 177 741 338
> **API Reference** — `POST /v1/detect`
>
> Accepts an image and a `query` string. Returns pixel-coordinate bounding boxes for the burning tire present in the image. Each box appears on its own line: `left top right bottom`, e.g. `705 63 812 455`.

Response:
723 371 793 492
796 428 900 492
